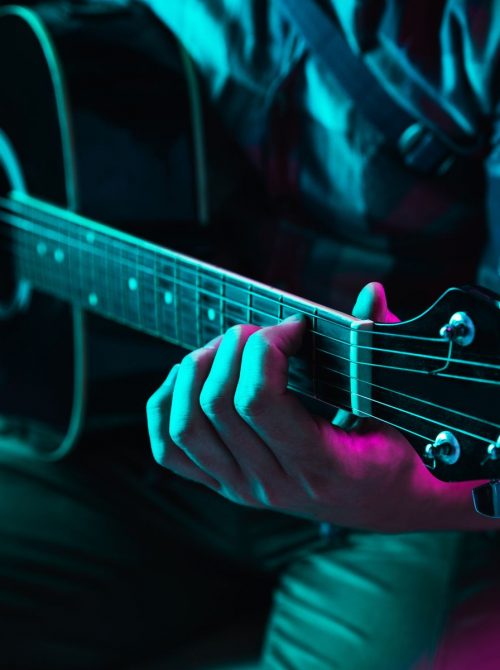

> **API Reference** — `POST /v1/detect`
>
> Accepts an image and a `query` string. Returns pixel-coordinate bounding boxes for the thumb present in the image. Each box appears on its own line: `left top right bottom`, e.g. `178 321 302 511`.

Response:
352 282 400 323
333 283 399 431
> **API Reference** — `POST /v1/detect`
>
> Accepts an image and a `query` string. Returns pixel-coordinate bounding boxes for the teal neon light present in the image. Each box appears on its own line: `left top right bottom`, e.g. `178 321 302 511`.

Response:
0 129 26 192
0 5 78 210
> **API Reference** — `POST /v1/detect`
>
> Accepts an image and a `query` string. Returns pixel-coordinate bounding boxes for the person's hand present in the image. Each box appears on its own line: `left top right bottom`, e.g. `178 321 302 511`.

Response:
146 283 472 532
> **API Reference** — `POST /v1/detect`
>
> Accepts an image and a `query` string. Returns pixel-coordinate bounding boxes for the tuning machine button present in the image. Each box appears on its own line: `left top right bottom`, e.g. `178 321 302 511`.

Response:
424 431 461 469
480 436 500 466
439 312 475 346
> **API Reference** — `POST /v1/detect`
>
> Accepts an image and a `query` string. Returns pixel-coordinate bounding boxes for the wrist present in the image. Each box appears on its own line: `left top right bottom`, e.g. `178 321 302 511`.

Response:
407 474 500 532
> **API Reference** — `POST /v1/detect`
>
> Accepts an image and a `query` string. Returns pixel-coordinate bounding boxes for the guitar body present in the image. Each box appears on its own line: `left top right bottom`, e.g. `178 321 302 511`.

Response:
0 5 78 454
0 5 498 485
0 3 200 455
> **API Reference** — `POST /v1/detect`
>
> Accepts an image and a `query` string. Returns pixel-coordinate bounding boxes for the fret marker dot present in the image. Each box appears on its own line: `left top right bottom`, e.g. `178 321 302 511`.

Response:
88 293 98 307
86 232 96 244
54 249 65 263
164 291 173 305
36 242 47 256
207 307 216 322
128 277 138 291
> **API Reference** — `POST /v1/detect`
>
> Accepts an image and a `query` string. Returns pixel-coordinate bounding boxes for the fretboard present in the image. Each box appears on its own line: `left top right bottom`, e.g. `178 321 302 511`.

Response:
0 191 373 413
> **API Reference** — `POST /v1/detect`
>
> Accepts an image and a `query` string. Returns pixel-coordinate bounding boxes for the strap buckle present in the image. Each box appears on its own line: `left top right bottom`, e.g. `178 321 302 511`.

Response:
398 123 455 176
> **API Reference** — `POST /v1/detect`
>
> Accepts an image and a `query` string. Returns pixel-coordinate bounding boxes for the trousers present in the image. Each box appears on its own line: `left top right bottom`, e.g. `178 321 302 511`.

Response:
0 424 460 669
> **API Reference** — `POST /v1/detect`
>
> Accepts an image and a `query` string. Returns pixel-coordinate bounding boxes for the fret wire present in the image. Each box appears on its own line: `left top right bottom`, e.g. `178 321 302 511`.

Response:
135 245 143 329
74 223 82 304
312 307 318 399
57 212 68 298
37 229 45 295
106 236 116 316
195 265 201 348
220 272 226 334
153 251 159 335
105 236 116 317
48 213 57 296
23 230 40 296
247 283 253 324
117 244 124 321
90 226 97 306
173 256 180 343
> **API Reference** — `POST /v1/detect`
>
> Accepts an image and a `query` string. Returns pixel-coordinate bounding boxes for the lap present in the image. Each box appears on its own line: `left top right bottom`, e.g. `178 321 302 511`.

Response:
0 428 274 669
0 427 470 670
263 530 461 670
432 532 500 670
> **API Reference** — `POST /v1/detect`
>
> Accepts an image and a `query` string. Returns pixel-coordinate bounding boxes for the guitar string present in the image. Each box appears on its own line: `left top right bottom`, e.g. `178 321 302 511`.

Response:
2 242 500 386
1 243 498 440
3 232 500 378
288 371 495 449
2 237 499 374
0 219 442 344
2 225 494 365
0 234 447 351
4 240 500 388
283 381 437 445
317 376 494 445
2 252 500 445
2 214 497 450
319 364 500 430
0 209 462 343
299 359 499 444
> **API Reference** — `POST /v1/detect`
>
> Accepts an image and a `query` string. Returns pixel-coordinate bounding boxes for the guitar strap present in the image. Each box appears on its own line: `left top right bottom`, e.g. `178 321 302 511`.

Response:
277 0 500 297
274 0 479 176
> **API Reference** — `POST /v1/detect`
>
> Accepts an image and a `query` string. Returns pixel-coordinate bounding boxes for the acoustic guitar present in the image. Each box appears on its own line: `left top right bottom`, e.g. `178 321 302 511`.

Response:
0 6 498 504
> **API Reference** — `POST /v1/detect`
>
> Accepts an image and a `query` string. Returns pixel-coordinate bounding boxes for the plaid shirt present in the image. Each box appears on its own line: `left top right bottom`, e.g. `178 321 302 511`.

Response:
144 0 499 317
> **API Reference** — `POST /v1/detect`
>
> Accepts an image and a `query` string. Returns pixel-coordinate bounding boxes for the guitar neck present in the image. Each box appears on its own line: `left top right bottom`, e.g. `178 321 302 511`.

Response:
0 191 373 414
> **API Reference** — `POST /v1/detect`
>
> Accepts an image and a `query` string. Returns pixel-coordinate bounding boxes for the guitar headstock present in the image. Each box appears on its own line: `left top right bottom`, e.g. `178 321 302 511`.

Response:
370 286 499 482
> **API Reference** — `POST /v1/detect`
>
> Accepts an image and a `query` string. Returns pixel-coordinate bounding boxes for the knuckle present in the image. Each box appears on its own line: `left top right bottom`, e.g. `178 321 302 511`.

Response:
226 324 245 339
226 323 260 344
199 387 228 417
247 329 270 351
169 417 197 447
234 384 268 419
181 350 201 372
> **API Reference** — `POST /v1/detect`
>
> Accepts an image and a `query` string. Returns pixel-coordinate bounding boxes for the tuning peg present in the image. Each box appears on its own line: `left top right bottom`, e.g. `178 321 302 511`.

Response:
439 312 475 346
473 480 500 518
424 431 461 470
480 436 500 466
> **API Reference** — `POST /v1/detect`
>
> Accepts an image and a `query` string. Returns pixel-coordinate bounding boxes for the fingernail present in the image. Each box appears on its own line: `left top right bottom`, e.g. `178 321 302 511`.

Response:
281 313 305 324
